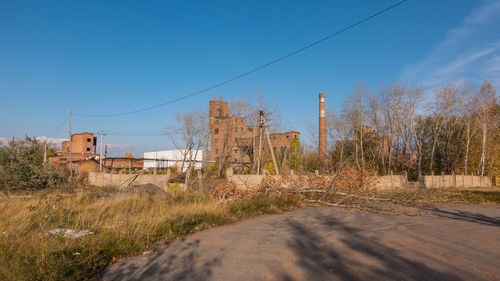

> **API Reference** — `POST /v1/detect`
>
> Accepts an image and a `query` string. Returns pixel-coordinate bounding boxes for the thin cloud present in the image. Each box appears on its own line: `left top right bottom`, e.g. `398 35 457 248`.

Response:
400 0 500 89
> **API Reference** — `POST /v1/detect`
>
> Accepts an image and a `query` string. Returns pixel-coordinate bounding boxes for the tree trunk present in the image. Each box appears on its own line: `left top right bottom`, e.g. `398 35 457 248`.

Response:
464 123 470 174
480 123 487 176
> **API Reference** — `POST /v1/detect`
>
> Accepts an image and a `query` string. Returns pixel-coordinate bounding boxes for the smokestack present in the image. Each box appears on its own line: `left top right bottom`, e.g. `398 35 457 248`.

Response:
319 93 326 159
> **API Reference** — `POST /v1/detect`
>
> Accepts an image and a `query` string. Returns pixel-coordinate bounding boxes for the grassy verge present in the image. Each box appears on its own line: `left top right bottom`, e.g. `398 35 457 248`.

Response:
372 187 500 205
0 188 300 281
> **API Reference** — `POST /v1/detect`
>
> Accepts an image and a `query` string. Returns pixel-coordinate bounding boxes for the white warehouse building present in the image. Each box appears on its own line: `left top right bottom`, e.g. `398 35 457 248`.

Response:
143 149 206 171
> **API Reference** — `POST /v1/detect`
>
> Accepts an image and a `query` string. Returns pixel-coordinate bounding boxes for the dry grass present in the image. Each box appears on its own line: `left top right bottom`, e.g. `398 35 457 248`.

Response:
371 187 500 205
0 188 299 280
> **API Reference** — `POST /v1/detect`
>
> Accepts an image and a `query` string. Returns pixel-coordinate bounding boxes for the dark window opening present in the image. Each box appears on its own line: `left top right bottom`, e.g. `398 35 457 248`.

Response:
214 128 219 135
87 138 91 142
86 148 91 152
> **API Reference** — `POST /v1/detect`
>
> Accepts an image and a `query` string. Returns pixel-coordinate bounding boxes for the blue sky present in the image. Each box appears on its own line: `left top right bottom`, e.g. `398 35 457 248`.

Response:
1 0 499 156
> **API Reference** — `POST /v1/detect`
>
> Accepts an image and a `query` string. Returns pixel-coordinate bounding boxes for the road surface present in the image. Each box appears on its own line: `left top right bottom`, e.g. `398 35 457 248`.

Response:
103 204 500 281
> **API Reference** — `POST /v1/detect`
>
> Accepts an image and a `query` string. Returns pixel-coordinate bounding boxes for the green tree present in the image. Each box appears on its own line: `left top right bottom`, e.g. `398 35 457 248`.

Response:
288 137 303 171
0 136 66 191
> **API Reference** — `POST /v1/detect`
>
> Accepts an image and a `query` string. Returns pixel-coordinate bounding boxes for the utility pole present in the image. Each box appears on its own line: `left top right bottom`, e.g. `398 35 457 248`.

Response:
68 109 73 182
256 110 280 176
263 113 280 176
257 111 264 174
99 130 106 172
43 142 47 163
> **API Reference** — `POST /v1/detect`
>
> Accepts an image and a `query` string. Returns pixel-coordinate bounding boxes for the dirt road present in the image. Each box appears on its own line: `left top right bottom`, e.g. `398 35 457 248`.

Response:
103 205 500 281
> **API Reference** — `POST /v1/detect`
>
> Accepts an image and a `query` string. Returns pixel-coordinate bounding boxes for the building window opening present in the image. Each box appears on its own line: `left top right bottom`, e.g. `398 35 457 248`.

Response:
87 138 91 142
215 148 219 154
214 128 219 135
86 148 91 152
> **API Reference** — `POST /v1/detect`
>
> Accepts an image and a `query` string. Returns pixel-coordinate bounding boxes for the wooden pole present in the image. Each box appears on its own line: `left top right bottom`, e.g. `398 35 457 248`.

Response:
265 126 280 176
43 142 47 163
256 112 264 175
68 109 72 182
99 131 104 172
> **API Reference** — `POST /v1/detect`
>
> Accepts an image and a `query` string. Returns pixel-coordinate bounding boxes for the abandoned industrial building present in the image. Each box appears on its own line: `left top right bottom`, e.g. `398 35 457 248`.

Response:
209 100 300 172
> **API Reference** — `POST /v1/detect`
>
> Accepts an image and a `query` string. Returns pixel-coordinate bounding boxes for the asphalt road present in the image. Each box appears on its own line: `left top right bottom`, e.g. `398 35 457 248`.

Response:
103 205 500 281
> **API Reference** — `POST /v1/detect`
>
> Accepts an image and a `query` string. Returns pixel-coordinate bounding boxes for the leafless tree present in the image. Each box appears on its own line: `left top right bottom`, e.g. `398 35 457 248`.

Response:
477 80 497 175
168 109 209 173
461 81 478 175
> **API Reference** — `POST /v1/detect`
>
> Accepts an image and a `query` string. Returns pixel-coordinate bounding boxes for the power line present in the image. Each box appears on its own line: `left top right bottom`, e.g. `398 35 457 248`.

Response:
73 0 408 118
103 130 166 136
48 116 69 138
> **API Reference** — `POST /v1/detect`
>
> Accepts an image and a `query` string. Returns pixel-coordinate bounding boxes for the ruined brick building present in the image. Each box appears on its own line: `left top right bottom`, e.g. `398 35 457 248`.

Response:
208 100 300 170
49 132 98 166
48 132 143 173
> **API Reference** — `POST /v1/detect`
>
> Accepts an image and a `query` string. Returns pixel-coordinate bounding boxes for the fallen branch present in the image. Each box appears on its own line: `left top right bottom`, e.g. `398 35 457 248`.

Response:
318 166 345 202
306 200 364 209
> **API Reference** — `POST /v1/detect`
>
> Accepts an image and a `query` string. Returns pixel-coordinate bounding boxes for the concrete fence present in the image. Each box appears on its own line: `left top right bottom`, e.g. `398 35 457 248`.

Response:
367 173 494 190
227 168 495 191
88 172 171 189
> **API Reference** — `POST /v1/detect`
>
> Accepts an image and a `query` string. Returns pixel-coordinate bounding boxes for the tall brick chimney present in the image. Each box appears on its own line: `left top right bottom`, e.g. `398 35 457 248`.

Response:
319 93 326 158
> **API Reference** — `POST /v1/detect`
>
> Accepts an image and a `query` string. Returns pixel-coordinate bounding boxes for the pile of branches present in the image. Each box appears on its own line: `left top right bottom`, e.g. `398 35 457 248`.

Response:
211 181 254 201
211 167 429 215
212 166 375 203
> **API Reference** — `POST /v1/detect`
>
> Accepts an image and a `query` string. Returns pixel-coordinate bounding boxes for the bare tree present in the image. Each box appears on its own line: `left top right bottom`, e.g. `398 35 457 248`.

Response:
380 83 404 173
477 80 497 175
462 81 478 175
432 80 465 173
168 109 209 173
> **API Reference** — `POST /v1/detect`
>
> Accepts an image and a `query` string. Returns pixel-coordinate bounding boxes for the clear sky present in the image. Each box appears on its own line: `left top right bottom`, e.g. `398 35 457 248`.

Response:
1 0 499 156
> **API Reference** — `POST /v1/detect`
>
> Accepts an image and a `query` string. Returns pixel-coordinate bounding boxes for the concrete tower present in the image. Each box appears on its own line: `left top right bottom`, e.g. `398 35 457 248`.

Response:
319 93 326 158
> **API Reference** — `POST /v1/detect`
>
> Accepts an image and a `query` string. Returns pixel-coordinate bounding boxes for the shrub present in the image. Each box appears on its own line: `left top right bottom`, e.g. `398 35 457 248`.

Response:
0 136 66 191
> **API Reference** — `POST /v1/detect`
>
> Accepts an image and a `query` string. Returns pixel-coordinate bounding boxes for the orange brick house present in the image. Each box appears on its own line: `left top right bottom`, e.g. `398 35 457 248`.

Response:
48 132 143 173
48 132 98 169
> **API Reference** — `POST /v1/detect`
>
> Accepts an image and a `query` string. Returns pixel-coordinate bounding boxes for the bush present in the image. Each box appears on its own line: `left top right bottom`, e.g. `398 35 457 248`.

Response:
0 136 66 191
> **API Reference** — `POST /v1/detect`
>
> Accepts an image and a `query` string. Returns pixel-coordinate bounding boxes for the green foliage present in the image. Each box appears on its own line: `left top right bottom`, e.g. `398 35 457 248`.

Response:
289 137 303 171
263 161 275 175
0 136 66 191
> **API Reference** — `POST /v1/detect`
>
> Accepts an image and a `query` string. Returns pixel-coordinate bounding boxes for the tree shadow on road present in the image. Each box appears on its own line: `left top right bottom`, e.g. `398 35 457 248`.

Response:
283 214 466 281
421 207 500 227
102 238 222 281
